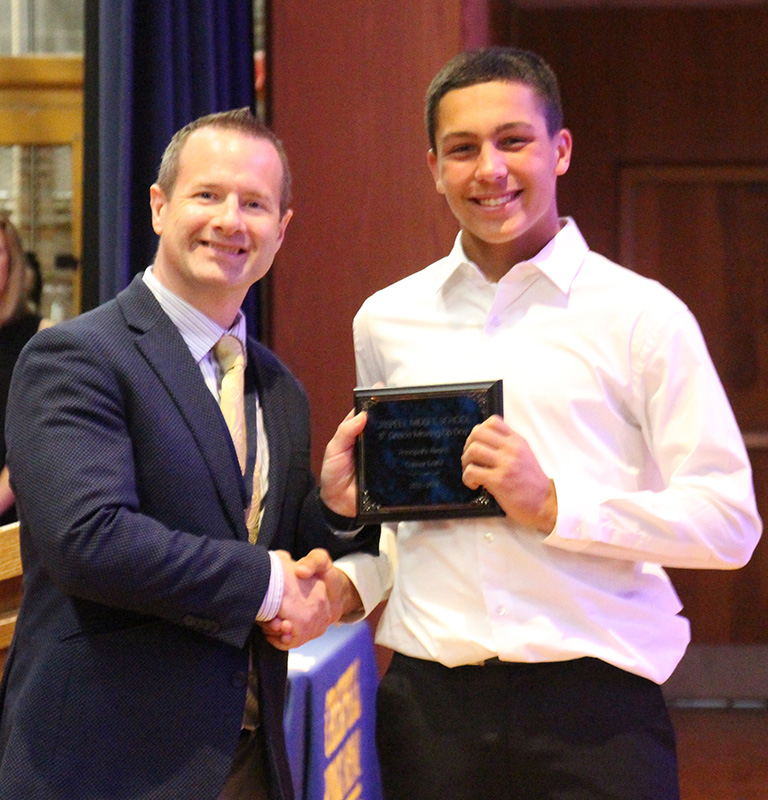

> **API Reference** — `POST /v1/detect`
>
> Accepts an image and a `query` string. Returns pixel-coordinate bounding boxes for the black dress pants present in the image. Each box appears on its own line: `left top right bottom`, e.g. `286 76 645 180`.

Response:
217 727 270 800
376 653 680 800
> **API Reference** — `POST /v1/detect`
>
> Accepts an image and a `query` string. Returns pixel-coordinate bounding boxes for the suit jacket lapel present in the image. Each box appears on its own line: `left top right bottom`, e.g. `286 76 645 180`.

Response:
247 341 290 548
117 276 249 540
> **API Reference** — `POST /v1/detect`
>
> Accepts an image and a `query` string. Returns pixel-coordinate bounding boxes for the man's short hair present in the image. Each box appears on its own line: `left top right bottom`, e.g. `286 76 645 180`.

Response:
425 47 564 151
156 107 292 216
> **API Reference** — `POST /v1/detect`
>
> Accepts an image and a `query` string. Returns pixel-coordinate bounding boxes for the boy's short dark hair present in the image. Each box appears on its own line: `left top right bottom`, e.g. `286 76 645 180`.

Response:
425 47 564 150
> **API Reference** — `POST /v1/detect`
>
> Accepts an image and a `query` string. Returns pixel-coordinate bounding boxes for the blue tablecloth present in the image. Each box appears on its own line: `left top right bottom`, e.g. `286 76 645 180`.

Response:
285 621 382 800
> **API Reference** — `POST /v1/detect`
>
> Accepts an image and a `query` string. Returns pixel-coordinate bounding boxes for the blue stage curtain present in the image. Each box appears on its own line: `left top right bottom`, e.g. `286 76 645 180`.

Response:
82 0 262 336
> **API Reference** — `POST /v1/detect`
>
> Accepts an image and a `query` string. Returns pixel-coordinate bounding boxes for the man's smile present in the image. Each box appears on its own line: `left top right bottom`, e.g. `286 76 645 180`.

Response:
201 239 247 256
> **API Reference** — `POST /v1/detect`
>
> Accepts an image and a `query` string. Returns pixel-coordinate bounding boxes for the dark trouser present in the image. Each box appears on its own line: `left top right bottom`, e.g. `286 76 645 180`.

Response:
217 727 271 800
376 653 680 800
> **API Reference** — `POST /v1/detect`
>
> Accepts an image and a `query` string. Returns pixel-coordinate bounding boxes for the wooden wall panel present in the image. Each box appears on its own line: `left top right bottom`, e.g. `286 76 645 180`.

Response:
268 2 465 468
513 7 768 261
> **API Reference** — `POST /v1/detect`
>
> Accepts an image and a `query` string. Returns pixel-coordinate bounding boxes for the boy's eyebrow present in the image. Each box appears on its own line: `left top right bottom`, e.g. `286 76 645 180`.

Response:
440 121 536 143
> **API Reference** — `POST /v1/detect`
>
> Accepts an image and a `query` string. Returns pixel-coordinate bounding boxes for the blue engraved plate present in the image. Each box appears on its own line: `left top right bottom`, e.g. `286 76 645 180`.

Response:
354 381 503 523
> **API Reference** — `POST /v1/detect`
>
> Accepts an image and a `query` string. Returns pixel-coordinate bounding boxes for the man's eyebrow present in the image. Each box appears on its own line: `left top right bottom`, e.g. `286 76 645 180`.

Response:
188 180 272 198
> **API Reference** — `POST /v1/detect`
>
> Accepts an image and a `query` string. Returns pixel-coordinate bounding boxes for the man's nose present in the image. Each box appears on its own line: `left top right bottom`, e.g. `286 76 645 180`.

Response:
213 195 244 232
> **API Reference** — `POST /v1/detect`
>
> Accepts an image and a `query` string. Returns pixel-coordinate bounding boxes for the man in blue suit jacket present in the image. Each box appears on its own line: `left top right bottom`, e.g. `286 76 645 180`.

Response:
0 109 377 800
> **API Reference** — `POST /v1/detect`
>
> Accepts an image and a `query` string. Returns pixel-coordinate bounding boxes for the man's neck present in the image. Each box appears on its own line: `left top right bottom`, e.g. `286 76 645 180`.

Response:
150 263 243 329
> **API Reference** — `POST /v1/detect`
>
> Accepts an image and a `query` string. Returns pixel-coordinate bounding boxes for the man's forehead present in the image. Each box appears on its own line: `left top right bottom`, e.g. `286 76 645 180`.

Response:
181 125 275 156
177 128 282 178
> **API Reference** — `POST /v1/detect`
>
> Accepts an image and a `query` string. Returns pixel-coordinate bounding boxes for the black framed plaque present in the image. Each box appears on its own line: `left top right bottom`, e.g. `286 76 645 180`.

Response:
354 380 504 523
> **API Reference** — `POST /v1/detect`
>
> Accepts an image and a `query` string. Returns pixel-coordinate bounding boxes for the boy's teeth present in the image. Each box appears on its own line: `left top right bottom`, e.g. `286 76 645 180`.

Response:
478 193 513 207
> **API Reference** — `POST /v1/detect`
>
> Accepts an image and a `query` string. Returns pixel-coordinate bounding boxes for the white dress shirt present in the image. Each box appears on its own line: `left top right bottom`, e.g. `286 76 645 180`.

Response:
343 218 761 683
142 267 281 621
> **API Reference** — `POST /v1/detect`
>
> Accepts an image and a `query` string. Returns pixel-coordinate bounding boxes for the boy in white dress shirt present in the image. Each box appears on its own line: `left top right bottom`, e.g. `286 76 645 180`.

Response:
340 47 761 800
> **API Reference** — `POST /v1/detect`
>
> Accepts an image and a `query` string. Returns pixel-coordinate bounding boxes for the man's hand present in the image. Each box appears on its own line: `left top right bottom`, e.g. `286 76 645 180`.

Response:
319 409 367 517
260 549 363 651
461 415 557 533
293 548 363 618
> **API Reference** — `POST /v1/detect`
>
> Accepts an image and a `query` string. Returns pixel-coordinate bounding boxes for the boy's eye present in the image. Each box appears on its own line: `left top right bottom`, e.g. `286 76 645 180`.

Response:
446 143 475 156
499 137 527 149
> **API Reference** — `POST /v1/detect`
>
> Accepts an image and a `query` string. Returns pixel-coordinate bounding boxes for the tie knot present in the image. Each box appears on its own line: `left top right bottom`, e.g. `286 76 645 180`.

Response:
213 335 245 374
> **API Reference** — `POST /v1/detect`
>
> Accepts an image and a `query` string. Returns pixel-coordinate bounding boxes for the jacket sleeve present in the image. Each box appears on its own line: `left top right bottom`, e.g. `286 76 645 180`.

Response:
6 324 270 649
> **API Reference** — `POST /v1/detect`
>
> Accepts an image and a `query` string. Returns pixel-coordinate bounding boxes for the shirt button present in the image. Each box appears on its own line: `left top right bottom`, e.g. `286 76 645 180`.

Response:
484 532 494 542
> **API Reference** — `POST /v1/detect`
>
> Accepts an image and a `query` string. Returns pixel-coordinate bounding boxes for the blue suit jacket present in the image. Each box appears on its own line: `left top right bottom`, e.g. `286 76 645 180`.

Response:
0 276 377 800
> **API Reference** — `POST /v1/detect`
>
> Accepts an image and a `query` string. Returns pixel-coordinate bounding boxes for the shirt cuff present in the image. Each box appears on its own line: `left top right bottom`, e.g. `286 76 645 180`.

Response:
255 550 284 622
333 524 397 619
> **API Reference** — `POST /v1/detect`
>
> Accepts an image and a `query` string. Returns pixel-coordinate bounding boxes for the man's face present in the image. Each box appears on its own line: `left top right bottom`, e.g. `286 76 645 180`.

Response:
150 126 292 323
428 80 571 273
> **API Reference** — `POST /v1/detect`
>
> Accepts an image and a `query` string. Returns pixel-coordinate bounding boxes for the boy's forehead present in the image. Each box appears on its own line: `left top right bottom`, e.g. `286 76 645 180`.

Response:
435 80 544 136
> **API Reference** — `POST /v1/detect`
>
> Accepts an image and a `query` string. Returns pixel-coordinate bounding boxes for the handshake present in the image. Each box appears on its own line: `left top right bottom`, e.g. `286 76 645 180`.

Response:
258 408 368 650
259 549 362 651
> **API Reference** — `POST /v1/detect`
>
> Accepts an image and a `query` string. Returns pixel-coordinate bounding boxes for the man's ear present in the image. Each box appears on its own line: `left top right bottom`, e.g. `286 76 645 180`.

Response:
427 149 445 195
275 208 293 252
149 184 167 236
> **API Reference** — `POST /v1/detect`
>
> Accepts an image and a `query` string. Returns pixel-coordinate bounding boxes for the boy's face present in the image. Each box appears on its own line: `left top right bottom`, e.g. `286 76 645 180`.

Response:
428 80 571 274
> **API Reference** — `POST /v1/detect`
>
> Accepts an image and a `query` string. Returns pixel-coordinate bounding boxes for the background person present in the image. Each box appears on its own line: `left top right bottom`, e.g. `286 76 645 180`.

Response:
23 250 43 313
0 216 51 526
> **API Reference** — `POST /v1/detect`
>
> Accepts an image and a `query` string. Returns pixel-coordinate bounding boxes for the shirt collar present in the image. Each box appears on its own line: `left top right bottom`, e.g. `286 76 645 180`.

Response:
435 217 589 296
142 265 247 363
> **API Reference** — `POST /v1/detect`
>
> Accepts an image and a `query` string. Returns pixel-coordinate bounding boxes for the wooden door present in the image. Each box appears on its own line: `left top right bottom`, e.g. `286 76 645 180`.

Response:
515 6 768 698
620 166 768 647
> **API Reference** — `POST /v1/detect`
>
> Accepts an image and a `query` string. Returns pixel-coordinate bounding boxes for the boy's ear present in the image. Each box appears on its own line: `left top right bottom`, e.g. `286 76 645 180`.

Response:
555 129 573 177
427 149 445 195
